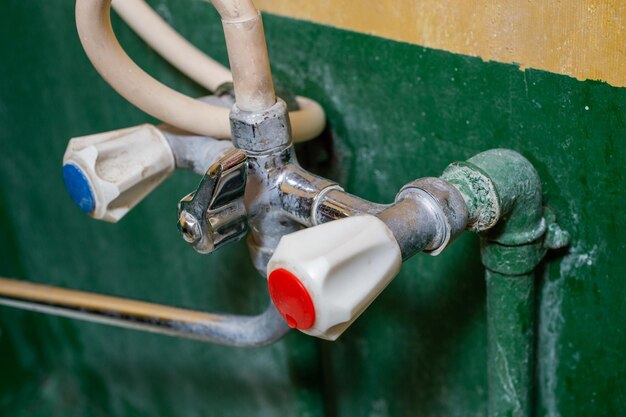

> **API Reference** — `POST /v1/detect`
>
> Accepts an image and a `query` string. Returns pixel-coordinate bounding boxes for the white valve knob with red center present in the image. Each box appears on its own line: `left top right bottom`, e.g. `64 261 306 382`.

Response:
267 215 402 340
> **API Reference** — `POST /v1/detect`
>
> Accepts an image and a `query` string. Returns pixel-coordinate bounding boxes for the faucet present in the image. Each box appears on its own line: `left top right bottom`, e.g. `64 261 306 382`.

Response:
60 93 468 341
56 0 570 345
175 97 470 340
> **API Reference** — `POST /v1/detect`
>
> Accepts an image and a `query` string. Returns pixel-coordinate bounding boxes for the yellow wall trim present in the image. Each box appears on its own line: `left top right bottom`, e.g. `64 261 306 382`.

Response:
256 0 626 88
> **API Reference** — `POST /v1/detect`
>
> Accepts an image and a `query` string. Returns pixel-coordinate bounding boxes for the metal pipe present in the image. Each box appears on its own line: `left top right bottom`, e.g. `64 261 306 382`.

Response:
162 128 234 176
314 189 442 259
486 271 534 417
313 178 467 259
376 198 441 259
314 188 387 224
443 149 569 417
159 96 234 175
443 150 540 417
0 277 288 347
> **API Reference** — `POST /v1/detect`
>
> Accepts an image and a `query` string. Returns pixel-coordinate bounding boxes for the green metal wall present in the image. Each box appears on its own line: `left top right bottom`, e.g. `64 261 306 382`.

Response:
1 1 624 416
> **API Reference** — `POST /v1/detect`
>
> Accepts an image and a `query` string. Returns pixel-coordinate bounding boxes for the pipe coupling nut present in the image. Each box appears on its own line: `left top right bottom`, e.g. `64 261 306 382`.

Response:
397 177 468 255
230 98 292 153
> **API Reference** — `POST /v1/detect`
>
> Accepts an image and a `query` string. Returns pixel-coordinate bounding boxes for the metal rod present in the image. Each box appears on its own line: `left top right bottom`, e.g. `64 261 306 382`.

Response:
0 277 289 347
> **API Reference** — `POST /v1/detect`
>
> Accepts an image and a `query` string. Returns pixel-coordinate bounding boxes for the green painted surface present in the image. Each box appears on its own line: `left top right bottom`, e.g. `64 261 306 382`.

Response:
0 1 625 416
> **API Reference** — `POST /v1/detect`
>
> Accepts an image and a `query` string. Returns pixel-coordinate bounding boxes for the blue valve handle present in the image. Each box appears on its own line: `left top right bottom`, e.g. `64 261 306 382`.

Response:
62 163 95 214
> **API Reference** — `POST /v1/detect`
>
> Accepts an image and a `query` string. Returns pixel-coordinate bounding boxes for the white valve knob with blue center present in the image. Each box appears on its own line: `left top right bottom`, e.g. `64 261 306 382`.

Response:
62 124 175 222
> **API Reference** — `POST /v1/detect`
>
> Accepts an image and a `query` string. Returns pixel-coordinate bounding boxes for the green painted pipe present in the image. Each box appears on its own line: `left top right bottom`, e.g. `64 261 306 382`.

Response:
486 270 535 417
443 149 568 417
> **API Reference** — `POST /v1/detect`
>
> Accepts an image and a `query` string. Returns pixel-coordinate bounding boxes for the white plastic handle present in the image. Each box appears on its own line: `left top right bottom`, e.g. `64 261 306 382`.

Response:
267 215 402 340
63 124 175 222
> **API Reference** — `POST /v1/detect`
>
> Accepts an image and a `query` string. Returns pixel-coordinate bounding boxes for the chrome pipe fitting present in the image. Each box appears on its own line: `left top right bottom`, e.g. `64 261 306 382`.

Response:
163 128 234 176
230 98 292 153
313 188 387 224
243 148 305 274
180 97 471 270
396 177 468 256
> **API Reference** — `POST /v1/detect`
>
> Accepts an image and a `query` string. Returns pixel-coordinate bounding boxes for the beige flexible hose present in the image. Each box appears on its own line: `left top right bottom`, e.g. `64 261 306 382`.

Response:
111 0 232 92
287 96 326 143
77 0 233 138
80 0 325 142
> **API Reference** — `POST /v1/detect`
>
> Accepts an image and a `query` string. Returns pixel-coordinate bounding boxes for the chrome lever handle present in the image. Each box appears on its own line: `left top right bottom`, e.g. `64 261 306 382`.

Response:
177 148 248 253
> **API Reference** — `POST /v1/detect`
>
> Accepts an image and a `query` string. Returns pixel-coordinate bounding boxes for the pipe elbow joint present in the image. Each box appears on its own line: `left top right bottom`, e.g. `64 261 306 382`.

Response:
442 149 558 275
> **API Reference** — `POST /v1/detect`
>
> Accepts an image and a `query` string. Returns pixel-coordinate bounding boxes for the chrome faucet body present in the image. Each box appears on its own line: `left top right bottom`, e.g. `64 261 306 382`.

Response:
39 93 568 347
177 97 468 274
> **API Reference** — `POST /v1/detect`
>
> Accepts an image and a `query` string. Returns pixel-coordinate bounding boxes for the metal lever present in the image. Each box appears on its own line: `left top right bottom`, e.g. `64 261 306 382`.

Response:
177 148 248 253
